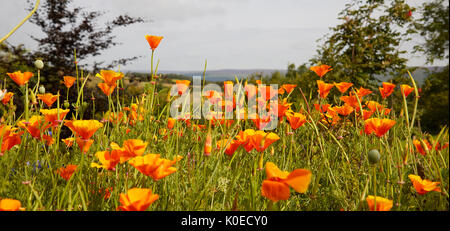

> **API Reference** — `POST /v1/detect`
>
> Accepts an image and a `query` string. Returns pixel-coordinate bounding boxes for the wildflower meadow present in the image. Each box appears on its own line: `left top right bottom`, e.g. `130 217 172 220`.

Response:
0 0 448 213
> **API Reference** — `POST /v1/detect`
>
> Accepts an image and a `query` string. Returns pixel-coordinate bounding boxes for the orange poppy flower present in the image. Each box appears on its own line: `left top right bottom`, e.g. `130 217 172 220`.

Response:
64 120 103 140
340 95 360 109
366 101 382 112
250 130 280 152
175 80 190 95
117 188 159 211
286 112 307 130
76 138 94 153
204 132 212 156
0 198 23 211
361 109 374 120
128 154 183 180
259 85 278 100
110 139 148 163
408 174 441 195
192 124 207 132
365 101 391 115
281 84 297 94
334 82 353 94
57 164 78 181
412 139 431 155
379 82 396 99
1 92 14 105
364 118 396 137
250 114 272 130
261 162 312 202
96 70 124 86
412 139 447 155
145 35 163 50
40 108 70 127
333 105 354 116
37 93 59 108
61 76 76 89
216 139 240 156
62 137 75 148
235 129 256 152
355 87 373 98
0 125 23 156
321 110 341 126
18 115 53 145
126 103 145 126
277 98 292 118
167 118 176 129
310 65 332 78
98 82 116 96
400 84 414 97
7 71 33 86
365 195 393 211
105 111 126 125
316 80 334 98
91 150 121 170
314 103 331 113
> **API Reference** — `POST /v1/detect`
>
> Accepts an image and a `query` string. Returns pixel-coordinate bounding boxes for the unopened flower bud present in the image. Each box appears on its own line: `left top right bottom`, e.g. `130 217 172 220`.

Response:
29 89 37 104
34 59 44 69
38 85 46 94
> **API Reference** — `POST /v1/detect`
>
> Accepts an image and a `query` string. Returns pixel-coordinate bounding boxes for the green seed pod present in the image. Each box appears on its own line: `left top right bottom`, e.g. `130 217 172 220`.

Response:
34 59 44 69
38 85 46 94
63 100 70 109
368 149 381 164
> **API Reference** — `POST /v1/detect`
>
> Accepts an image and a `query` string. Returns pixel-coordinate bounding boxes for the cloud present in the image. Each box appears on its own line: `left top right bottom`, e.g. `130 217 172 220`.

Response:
0 0 447 72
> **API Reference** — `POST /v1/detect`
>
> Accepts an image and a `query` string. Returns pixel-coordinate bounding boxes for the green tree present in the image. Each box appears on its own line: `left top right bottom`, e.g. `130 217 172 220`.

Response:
412 0 449 133
412 0 449 64
310 0 414 89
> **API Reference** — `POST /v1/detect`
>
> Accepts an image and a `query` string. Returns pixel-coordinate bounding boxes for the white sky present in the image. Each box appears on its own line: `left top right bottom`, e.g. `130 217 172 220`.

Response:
0 0 447 71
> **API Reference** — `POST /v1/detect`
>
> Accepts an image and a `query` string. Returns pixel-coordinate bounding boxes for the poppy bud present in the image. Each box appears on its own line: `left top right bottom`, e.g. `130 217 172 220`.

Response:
34 59 44 69
368 149 381 164
63 100 70 109
29 89 37 104
204 132 212 156
38 85 46 94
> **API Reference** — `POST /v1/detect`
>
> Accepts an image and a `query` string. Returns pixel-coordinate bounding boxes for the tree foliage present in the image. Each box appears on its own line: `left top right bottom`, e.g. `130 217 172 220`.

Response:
412 0 449 133
412 0 449 64
310 0 414 88
27 0 145 74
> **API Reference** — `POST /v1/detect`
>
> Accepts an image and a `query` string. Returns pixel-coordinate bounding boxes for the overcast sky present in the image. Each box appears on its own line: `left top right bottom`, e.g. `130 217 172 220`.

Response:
1 0 447 72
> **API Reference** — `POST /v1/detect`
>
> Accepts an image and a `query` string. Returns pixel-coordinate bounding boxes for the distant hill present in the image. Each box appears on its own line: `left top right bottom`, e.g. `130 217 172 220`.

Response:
126 66 446 85
375 66 446 86
158 69 286 82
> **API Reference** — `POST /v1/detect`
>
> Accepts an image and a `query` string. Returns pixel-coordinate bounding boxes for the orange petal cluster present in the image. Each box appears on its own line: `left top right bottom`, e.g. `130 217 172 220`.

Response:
261 162 312 202
57 164 78 181
7 71 33 86
364 118 396 137
366 196 393 211
310 65 332 78
117 188 159 211
145 35 163 50
408 175 441 195
128 154 183 180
